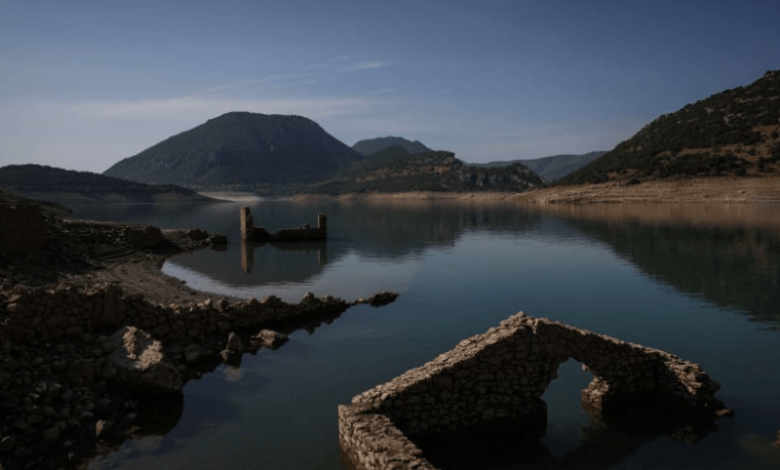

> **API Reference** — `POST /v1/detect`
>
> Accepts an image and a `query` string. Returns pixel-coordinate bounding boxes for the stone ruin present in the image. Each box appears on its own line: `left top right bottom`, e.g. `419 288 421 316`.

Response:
240 207 327 243
338 312 731 470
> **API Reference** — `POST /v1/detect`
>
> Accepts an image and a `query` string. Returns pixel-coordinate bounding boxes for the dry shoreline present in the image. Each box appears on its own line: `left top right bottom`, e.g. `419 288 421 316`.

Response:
291 176 780 204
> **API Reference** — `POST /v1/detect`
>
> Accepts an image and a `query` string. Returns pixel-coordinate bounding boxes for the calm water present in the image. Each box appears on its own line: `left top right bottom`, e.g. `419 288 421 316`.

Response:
67 199 780 469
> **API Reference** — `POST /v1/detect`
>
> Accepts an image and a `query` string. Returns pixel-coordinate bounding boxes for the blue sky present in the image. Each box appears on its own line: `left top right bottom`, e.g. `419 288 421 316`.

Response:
1 0 778 173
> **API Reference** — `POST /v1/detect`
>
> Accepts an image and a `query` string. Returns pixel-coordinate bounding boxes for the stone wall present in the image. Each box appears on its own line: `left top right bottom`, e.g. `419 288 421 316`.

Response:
0 284 354 345
240 207 326 242
338 312 729 470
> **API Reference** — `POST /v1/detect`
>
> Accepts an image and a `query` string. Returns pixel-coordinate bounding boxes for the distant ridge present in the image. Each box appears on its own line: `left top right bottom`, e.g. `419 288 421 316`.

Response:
476 151 608 182
306 147 546 194
559 70 780 185
0 164 210 204
352 136 432 156
104 112 364 189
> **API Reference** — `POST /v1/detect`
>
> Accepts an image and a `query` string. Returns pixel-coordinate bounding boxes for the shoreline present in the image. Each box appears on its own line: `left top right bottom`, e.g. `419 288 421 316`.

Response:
0 194 397 470
290 176 780 204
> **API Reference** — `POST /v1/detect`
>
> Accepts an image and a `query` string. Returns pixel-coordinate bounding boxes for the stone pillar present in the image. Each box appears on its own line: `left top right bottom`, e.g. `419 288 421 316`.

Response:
240 207 254 243
317 213 327 232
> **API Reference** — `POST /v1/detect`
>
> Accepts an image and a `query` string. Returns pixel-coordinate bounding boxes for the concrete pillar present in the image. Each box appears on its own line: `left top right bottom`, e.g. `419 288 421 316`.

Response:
240 207 254 242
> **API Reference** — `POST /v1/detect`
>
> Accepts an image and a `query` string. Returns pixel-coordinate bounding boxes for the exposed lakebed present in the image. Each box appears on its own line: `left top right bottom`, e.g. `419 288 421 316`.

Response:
67 199 780 469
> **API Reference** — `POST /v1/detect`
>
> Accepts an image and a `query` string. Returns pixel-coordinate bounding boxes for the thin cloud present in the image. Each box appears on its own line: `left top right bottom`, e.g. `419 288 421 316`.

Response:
198 74 306 94
341 61 391 71
67 94 377 121
366 88 396 96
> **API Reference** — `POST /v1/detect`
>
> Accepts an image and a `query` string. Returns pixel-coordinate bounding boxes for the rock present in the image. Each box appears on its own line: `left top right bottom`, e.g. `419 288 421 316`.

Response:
225 332 245 353
252 329 289 349
183 344 212 364
70 360 95 386
104 326 183 395
0 435 15 453
187 228 210 240
95 419 113 439
209 233 227 245
124 225 165 248
714 408 735 418
43 426 59 441
366 291 399 307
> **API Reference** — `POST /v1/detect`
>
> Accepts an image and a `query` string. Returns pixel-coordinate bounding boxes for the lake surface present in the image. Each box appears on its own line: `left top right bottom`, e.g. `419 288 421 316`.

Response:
67 199 780 469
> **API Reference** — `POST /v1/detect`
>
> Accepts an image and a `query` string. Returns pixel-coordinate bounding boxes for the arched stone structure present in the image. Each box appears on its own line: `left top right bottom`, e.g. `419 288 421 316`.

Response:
338 312 730 470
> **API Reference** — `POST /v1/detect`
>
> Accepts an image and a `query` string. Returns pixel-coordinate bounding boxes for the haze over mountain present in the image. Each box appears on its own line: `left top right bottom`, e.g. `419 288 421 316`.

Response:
560 70 780 185
352 137 432 156
0 164 209 204
476 151 608 182
104 112 364 189
306 146 545 194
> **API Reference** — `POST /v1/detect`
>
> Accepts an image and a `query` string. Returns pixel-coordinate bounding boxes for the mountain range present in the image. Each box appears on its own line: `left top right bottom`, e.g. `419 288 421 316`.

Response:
475 151 607 182
305 146 545 194
352 136 432 156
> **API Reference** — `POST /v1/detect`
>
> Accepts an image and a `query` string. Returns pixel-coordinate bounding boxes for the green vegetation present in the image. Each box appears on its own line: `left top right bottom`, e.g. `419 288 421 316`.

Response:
0 164 207 202
352 136 432 156
305 148 546 194
559 70 780 185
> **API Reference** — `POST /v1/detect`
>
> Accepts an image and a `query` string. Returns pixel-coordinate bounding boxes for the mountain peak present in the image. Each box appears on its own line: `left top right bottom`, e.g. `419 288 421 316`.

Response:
104 112 362 188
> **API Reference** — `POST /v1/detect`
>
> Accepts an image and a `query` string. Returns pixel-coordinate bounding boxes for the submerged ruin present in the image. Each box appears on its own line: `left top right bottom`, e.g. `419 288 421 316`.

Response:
240 206 327 243
338 312 731 470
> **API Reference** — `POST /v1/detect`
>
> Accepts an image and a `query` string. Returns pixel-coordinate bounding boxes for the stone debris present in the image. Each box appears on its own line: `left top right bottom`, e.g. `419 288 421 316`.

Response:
0 281 398 470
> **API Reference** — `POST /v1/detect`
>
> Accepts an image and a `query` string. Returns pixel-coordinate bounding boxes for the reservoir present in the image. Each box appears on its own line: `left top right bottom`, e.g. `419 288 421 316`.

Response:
68 199 780 469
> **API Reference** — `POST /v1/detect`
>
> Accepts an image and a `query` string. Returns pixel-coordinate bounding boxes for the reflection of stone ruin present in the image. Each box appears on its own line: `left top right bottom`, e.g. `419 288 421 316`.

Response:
241 240 328 274
339 312 731 470
240 207 327 243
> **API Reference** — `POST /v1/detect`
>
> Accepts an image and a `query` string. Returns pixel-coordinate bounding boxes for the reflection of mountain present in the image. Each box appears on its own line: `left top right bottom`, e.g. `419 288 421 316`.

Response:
543 205 780 326
327 200 543 259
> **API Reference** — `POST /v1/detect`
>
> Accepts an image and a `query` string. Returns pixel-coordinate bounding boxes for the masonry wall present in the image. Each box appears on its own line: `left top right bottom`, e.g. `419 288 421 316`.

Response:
338 312 727 470
0 284 349 345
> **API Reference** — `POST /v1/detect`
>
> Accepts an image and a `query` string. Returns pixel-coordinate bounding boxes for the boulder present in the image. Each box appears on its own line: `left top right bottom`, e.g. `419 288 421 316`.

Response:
225 332 245 353
104 326 182 395
252 329 289 349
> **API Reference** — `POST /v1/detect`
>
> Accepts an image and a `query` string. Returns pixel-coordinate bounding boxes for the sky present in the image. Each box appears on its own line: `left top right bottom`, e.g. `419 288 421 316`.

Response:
1 0 778 173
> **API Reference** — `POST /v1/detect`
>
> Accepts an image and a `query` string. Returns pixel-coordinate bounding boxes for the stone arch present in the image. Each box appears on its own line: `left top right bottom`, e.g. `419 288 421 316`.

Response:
339 312 730 470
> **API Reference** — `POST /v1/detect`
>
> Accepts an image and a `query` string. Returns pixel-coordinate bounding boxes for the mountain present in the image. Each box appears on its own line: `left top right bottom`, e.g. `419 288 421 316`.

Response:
0 164 210 203
305 147 546 194
352 136 432 156
559 70 780 185
104 112 364 189
476 151 608 182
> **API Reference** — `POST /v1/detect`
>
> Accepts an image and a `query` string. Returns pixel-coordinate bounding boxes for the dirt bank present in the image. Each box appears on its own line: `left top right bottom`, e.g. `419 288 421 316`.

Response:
512 176 780 204
292 176 780 204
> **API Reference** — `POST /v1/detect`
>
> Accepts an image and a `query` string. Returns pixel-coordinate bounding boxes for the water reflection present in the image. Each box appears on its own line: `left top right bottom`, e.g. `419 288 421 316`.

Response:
419 405 718 470
70 200 780 327
540 204 780 326
239 240 328 275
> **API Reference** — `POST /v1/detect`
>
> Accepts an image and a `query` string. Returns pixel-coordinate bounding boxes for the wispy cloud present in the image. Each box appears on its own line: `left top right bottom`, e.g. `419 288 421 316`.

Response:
68 94 376 121
341 61 391 71
366 88 396 96
198 74 306 94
